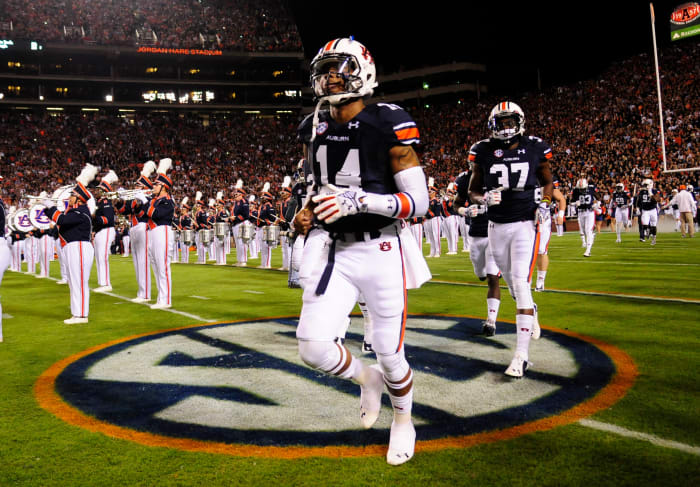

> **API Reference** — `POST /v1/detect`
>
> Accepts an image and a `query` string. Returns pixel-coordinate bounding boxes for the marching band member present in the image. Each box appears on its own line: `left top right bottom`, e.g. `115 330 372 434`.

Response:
170 206 181 263
442 183 460 255
0 175 10 342
9 208 25 272
93 170 118 293
258 183 277 269
230 180 250 267
194 192 210 264
25 226 37 274
424 180 443 258
214 192 229 265
34 225 52 279
277 177 294 271
146 158 175 310
45 164 98 324
179 197 193 264
207 200 217 261
248 195 260 260
116 160 156 303
121 223 130 257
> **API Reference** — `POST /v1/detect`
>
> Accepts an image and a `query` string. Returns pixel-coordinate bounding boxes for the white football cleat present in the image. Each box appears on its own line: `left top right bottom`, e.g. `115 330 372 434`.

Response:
583 250 591 257
130 297 149 303
64 316 88 325
150 303 172 310
360 364 384 429
482 320 496 337
56 279 68 285
505 353 530 378
531 304 541 340
93 286 112 293
534 283 544 292
386 419 416 465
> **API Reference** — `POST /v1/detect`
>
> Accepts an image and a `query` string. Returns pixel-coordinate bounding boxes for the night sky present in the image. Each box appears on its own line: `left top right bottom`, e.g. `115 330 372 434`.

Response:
288 1 687 94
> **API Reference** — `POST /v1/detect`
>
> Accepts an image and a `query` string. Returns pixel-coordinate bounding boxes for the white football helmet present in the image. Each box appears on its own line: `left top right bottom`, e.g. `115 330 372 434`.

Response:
642 178 654 191
615 183 625 191
488 101 525 143
688 185 694 192
310 37 378 106
576 178 588 189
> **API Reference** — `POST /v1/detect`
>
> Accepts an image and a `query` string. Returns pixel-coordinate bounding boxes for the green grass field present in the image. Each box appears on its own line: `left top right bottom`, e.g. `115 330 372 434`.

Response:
1 227 698 486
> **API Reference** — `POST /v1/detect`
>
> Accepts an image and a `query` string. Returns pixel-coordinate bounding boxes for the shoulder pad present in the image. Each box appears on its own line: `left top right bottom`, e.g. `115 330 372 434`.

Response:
361 103 419 145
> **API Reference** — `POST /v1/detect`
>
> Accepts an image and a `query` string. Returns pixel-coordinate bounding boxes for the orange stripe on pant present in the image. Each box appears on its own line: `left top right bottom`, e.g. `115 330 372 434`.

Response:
528 225 541 283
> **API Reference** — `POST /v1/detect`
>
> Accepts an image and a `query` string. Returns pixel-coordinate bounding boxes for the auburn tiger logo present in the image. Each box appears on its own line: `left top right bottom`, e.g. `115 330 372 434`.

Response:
379 241 392 251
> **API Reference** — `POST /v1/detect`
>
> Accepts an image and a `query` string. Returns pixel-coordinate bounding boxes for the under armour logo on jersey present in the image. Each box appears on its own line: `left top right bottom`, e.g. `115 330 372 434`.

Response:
348 121 360 129
379 242 392 251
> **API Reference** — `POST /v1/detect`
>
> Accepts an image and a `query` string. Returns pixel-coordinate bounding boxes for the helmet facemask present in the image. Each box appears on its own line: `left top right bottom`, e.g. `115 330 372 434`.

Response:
311 54 365 105
488 102 525 144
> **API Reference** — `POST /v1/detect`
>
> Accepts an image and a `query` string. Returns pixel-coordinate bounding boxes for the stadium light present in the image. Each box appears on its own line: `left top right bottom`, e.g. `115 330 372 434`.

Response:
105 94 113 102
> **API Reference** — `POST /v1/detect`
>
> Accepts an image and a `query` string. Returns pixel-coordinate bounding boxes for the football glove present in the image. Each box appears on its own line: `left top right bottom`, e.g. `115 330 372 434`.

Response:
312 184 368 224
468 204 487 217
484 190 502 206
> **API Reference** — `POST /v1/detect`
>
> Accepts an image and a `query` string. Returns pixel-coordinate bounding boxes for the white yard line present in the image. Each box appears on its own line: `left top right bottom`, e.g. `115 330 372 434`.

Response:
579 419 700 456
2 313 13 319
190 295 211 300
242 290 264 295
429 280 700 305
41 275 217 322
556 259 700 266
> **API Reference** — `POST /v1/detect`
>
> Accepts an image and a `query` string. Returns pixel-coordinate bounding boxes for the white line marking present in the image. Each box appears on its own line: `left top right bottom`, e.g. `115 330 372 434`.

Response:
242 290 264 295
556 259 700 267
190 295 211 300
429 280 700 305
37 276 217 322
579 419 700 456
2 313 13 319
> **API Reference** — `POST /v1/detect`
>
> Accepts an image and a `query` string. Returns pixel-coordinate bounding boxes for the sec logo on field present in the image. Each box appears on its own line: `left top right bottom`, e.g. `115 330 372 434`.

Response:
35 315 635 458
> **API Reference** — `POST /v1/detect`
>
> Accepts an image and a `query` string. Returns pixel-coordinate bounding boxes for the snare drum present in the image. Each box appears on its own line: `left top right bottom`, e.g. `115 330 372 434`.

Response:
199 228 212 245
214 222 228 241
263 225 280 246
240 221 254 242
182 229 195 245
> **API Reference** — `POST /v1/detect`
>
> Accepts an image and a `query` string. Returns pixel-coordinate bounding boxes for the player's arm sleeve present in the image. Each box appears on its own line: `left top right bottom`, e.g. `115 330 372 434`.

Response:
360 164 429 219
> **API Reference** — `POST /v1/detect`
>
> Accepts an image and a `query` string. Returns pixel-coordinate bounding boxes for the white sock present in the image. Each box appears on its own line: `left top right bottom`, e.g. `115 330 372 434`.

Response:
536 270 546 288
487 298 500 323
515 314 533 360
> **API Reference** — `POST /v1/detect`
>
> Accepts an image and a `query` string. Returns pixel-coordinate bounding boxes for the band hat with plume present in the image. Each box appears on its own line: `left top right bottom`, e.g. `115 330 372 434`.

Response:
137 160 157 189
98 170 119 192
73 163 98 203
446 182 455 193
235 178 246 196
216 190 224 204
261 181 273 199
208 198 215 208
195 191 203 205
280 175 292 194
154 157 173 189
180 196 189 209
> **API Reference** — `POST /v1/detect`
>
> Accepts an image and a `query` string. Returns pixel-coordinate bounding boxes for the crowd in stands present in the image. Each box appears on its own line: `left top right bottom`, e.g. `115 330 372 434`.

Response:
0 0 302 52
1 42 698 214
417 41 699 204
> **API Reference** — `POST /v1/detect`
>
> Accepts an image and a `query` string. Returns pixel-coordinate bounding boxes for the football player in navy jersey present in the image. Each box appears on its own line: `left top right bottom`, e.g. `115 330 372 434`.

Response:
468 101 547 378
533 176 566 291
293 37 429 465
572 178 598 256
611 183 632 243
636 178 662 245
454 170 501 336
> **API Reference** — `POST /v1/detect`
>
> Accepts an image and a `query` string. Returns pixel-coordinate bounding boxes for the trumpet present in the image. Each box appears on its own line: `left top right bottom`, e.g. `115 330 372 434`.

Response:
105 188 152 200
